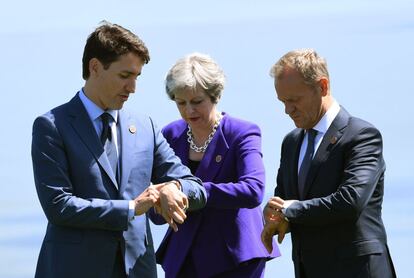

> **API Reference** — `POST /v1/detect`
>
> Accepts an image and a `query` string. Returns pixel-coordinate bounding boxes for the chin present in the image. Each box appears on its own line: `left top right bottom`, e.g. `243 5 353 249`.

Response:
293 121 303 128
113 103 124 110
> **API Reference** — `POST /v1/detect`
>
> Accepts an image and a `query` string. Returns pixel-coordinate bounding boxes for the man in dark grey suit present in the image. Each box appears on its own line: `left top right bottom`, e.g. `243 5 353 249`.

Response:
261 49 396 278
31 21 206 278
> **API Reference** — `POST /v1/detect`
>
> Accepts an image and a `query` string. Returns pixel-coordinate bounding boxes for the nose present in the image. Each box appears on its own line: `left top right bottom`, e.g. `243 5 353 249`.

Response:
185 103 195 114
284 102 295 115
125 79 136 94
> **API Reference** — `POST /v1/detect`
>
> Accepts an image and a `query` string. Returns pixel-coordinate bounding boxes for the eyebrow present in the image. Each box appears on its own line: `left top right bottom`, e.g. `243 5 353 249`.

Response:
121 70 141 76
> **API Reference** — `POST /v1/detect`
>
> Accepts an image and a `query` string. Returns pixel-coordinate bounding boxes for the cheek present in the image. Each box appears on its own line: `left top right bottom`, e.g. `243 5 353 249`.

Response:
177 106 186 117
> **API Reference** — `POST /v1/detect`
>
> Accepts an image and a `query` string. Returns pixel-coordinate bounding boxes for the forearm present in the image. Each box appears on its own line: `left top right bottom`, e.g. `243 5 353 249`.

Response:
178 177 207 211
36 188 130 230
203 177 264 209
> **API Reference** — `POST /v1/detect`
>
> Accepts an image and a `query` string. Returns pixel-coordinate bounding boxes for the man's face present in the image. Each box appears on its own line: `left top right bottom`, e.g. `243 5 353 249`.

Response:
93 52 144 110
275 69 324 129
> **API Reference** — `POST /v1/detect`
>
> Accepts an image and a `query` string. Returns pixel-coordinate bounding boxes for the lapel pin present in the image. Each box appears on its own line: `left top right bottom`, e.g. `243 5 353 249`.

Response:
129 125 137 134
330 136 337 144
215 155 222 163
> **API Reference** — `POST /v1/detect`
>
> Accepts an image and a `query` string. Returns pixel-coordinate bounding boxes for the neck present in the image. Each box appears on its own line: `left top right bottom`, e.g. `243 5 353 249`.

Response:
190 111 220 143
187 112 222 153
321 95 334 115
83 82 104 109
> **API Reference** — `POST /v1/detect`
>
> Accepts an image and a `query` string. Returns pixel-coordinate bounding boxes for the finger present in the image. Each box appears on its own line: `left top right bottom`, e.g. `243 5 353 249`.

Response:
153 182 167 191
171 209 186 224
182 196 189 211
278 230 286 244
261 229 268 244
261 230 273 253
162 212 178 232
161 211 172 224
148 187 160 196
267 201 284 210
170 221 178 232
265 238 273 253
154 203 161 214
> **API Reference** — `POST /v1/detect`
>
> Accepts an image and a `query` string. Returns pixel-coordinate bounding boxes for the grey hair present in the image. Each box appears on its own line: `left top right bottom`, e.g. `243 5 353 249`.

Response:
165 52 225 103
270 49 329 89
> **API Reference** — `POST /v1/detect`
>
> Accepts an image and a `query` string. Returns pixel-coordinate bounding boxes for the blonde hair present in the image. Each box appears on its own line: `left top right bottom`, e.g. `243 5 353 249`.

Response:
270 49 329 89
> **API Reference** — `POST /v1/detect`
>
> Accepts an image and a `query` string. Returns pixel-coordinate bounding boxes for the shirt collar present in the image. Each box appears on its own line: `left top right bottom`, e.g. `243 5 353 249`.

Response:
79 88 118 123
312 99 340 134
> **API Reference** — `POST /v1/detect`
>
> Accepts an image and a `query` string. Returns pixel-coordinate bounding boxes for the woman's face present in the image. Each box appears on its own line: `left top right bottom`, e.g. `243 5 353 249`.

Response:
174 88 217 131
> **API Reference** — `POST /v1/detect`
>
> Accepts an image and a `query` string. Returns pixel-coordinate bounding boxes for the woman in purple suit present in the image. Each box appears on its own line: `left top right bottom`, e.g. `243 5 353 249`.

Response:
155 53 280 277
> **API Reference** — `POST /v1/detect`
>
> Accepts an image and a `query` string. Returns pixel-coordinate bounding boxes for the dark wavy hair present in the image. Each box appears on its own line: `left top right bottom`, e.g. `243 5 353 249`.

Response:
82 21 150 80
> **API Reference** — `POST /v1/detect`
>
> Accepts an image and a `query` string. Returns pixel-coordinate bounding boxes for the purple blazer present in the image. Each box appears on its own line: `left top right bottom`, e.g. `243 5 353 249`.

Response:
155 113 280 277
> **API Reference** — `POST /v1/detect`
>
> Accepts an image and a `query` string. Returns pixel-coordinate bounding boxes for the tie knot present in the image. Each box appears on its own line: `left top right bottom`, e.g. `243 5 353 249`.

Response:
100 113 114 143
100 112 113 124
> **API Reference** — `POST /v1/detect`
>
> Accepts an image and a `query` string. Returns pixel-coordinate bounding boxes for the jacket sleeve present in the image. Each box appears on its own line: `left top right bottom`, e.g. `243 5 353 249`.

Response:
203 124 265 209
284 126 385 226
32 115 129 231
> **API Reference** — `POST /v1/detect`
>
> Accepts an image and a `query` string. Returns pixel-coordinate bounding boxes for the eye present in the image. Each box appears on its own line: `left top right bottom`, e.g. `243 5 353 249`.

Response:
176 101 185 106
191 99 204 105
119 73 129 79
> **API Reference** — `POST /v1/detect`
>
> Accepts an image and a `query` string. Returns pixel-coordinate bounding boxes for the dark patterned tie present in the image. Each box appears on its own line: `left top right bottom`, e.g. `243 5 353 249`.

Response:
298 129 317 199
100 113 118 180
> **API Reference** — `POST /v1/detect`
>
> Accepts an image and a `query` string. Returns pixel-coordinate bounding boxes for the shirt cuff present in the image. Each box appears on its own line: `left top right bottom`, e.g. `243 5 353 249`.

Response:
128 200 135 221
281 200 298 221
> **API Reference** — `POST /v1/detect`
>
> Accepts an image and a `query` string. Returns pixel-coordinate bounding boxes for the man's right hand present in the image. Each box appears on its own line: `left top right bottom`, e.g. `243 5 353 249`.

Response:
134 185 160 216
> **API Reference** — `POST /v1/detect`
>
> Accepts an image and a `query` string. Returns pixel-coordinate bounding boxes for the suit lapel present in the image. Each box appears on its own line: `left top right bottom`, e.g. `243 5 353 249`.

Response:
289 129 304 199
119 110 136 193
68 94 119 189
170 116 229 181
303 108 349 198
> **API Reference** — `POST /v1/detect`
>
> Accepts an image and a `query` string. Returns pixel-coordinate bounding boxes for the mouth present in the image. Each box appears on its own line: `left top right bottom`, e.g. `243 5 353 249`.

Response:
120 94 129 101
187 117 200 123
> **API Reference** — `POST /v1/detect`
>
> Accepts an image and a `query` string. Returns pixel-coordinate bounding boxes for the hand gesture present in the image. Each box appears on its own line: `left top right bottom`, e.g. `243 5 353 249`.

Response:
153 181 189 232
133 185 160 216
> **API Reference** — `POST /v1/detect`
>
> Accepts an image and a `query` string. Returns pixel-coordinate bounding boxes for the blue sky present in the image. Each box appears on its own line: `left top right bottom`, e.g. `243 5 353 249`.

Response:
1 0 413 277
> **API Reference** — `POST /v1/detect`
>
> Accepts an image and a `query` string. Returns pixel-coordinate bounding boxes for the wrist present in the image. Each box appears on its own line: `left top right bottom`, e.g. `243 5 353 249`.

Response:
171 180 182 191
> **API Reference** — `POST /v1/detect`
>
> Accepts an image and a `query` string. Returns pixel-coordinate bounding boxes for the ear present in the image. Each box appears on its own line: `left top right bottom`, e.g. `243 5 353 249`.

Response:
318 77 329 96
89 58 101 78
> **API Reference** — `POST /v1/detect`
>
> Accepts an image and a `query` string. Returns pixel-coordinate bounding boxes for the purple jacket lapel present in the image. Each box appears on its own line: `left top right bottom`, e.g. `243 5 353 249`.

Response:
195 119 229 182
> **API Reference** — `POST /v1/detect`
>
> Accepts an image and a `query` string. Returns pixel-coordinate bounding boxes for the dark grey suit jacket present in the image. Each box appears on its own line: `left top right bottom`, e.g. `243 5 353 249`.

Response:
275 107 395 278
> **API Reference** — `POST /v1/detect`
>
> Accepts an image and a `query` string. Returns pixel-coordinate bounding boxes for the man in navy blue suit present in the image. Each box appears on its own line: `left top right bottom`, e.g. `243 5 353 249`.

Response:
31 21 206 278
262 49 396 278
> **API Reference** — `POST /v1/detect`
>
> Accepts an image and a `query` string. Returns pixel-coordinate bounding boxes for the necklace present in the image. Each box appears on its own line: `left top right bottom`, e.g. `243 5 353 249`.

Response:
187 113 223 153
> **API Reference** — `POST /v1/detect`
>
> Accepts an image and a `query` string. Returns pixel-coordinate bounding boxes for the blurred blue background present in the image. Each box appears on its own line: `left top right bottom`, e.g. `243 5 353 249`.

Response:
1 0 413 277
